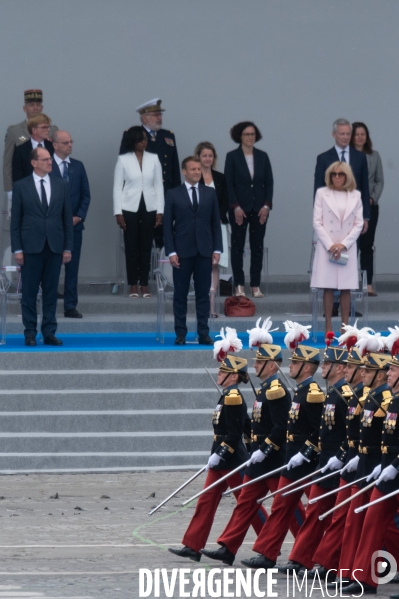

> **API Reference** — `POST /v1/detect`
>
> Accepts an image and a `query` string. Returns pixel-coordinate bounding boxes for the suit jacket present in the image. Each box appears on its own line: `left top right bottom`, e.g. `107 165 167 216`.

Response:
12 138 54 185
224 146 273 212
3 120 58 192
365 150 384 205
119 126 180 193
163 183 223 259
113 151 164 215
10 174 73 255
199 169 229 224
51 156 91 231
314 146 370 219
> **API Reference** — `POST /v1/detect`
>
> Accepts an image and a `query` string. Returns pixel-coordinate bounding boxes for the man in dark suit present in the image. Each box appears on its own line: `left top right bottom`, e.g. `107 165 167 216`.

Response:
12 114 54 184
10 147 73 346
163 156 223 345
119 98 180 247
51 130 91 318
314 118 370 228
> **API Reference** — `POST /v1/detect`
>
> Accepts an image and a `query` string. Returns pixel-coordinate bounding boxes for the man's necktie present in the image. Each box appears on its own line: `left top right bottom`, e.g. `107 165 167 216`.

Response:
62 161 69 181
149 130 156 142
38 143 43 148
40 179 48 212
191 186 198 213
340 150 346 163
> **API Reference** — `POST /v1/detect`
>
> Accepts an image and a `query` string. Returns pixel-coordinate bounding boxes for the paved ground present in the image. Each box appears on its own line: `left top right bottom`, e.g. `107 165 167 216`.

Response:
0 472 397 598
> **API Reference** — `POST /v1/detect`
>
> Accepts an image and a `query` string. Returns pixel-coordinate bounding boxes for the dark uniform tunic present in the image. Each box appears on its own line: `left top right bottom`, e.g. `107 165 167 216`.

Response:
340 382 365 483
377 391 399 495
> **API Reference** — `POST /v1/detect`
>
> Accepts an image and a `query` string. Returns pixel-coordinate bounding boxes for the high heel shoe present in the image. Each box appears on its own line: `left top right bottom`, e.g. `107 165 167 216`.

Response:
235 285 246 297
251 287 264 298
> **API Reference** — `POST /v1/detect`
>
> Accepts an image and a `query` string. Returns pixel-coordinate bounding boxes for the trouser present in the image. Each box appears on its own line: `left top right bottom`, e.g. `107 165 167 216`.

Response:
172 253 212 338
312 477 352 570
63 228 82 310
289 483 335 569
359 204 379 285
338 484 373 575
229 209 266 287
217 475 306 555
122 197 156 286
21 242 62 338
351 488 399 588
252 476 310 563
182 469 268 553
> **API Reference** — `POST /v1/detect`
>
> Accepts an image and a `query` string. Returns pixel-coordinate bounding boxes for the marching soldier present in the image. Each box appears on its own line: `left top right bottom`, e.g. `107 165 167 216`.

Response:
278 337 350 574
200 318 305 566
168 328 265 563
241 321 325 569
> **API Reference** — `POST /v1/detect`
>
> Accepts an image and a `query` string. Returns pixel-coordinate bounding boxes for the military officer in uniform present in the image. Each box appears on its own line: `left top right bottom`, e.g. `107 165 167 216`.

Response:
200 327 305 566
169 333 266 563
3 90 58 197
310 345 366 579
279 342 351 574
241 323 325 570
119 98 180 247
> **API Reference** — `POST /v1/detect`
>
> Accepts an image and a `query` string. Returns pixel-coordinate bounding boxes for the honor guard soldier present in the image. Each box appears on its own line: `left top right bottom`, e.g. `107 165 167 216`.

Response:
310 325 367 579
279 335 350 574
329 330 392 587
119 98 180 247
347 328 399 596
241 321 325 570
200 318 305 567
3 90 58 198
169 328 265 563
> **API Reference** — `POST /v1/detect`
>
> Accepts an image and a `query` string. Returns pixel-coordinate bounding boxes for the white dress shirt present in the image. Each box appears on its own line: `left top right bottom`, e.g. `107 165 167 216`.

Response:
31 138 47 150
53 153 71 177
185 181 199 203
335 145 349 164
33 172 52 205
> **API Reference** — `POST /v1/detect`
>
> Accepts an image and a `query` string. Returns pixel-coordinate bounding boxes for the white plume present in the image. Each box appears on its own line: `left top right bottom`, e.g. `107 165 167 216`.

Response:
283 320 311 351
337 320 374 350
213 327 242 362
247 317 278 348
355 328 385 356
385 324 399 353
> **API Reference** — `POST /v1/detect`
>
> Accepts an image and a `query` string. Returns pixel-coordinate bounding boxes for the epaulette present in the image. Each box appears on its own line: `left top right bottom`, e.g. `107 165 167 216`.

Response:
375 391 393 417
306 382 325 403
266 379 286 400
224 390 242 406
341 385 353 398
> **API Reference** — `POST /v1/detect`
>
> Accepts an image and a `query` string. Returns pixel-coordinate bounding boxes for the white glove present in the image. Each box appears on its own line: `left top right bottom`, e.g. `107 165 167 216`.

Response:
342 455 360 473
377 465 398 484
250 449 266 464
205 453 221 471
287 451 309 470
366 464 382 482
321 456 343 473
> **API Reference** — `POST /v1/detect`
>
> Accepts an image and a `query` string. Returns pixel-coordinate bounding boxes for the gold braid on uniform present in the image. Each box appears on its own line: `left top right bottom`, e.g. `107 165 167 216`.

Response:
306 383 325 403
266 380 285 400
224 390 243 405
374 390 393 417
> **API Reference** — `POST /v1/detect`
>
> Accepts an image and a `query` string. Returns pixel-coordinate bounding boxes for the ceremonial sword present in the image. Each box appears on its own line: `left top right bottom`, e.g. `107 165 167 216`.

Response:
281 468 344 496
182 459 251 506
307 474 369 504
256 467 324 503
148 466 206 515
222 464 287 496
318 479 378 520
354 487 399 513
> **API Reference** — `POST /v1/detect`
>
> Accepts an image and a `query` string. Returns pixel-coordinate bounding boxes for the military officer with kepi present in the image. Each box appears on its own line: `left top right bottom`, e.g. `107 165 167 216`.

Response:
169 328 266 563
241 321 325 570
200 317 305 567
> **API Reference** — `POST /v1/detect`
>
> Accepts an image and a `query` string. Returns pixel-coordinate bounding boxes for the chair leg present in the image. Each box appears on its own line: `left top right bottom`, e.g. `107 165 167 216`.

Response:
0 292 7 345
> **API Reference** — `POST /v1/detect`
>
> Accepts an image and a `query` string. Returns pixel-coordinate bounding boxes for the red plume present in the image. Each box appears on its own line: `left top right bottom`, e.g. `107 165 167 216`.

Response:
342 335 357 351
326 331 335 347
391 340 399 357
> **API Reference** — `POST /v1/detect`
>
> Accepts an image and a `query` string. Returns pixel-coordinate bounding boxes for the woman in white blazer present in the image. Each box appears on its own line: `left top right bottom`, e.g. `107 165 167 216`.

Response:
113 126 164 298
311 161 364 334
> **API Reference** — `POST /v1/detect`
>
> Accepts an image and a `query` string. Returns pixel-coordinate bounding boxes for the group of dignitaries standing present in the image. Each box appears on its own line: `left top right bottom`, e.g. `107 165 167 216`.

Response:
168 320 399 597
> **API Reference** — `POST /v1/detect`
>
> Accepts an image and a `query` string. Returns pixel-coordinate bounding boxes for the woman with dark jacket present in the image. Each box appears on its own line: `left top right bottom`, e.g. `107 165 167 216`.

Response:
195 141 229 316
224 121 273 298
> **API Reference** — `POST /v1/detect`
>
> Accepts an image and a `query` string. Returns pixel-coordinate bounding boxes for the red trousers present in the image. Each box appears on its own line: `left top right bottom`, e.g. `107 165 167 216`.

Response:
252 475 310 562
338 485 372 575
217 475 306 555
182 469 268 552
312 478 352 570
289 483 335 569
352 488 399 588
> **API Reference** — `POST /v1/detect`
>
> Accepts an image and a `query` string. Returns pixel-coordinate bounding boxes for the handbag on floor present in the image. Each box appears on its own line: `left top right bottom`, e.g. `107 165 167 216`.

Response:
224 296 256 317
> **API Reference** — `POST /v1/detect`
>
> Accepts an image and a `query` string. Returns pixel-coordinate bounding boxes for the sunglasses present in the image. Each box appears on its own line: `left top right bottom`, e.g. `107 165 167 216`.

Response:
331 172 346 178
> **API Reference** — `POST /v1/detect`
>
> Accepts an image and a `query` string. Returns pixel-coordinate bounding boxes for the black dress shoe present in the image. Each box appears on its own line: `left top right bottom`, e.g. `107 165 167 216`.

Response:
168 546 201 562
44 335 63 346
198 335 213 345
241 555 276 569
277 560 304 573
200 546 235 566
64 308 83 318
174 336 186 346
25 336 37 347
345 582 376 594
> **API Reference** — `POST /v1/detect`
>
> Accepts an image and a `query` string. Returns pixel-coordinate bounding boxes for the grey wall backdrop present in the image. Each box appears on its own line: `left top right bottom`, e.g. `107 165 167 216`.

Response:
1 0 397 278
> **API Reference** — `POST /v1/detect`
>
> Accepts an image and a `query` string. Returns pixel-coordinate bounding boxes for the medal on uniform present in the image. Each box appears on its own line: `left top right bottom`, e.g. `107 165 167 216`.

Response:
289 402 300 421
164 137 174 146
361 409 374 427
252 400 262 423
347 406 356 420
324 404 336 430
385 412 397 434
212 404 222 424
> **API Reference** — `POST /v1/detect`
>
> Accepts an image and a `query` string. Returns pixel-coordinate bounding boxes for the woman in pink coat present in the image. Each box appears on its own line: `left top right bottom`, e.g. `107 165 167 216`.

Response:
311 161 364 334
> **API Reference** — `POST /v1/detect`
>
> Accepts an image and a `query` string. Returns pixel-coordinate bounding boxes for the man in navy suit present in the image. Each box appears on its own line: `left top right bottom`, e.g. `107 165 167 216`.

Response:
51 130 91 318
163 156 223 345
314 118 370 228
10 147 73 346
12 114 55 184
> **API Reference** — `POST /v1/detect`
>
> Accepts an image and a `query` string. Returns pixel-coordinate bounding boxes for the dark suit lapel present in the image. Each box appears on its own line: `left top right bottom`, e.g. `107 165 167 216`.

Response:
253 148 261 180
28 176 46 214
52 159 62 178
181 184 194 212
238 147 252 181
47 178 60 216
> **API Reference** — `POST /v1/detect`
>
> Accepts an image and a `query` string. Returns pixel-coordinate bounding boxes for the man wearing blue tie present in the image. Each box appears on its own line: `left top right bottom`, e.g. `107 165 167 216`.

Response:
51 131 91 318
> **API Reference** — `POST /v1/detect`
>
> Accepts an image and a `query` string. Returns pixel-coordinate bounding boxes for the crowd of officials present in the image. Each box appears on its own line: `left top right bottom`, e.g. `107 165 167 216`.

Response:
3 91 384 344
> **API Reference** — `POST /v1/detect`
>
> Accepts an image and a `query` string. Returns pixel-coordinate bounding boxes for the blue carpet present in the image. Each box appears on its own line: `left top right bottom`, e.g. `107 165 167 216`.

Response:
0 331 348 352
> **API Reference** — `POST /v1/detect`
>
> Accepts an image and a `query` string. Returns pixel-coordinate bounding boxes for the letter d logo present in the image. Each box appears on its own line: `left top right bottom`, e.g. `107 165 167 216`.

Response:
371 550 397 585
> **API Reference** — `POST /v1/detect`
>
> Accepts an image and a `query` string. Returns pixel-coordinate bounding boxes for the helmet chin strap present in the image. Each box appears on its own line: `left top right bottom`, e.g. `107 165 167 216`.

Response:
220 372 232 388
368 370 379 390
257 360 269 379
392 376 399 391
292 361 305 380
324 363 334 382
348 365 358 385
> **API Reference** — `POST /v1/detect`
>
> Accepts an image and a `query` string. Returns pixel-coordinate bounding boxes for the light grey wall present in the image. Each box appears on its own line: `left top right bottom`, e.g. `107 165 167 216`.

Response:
1 0 398 277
